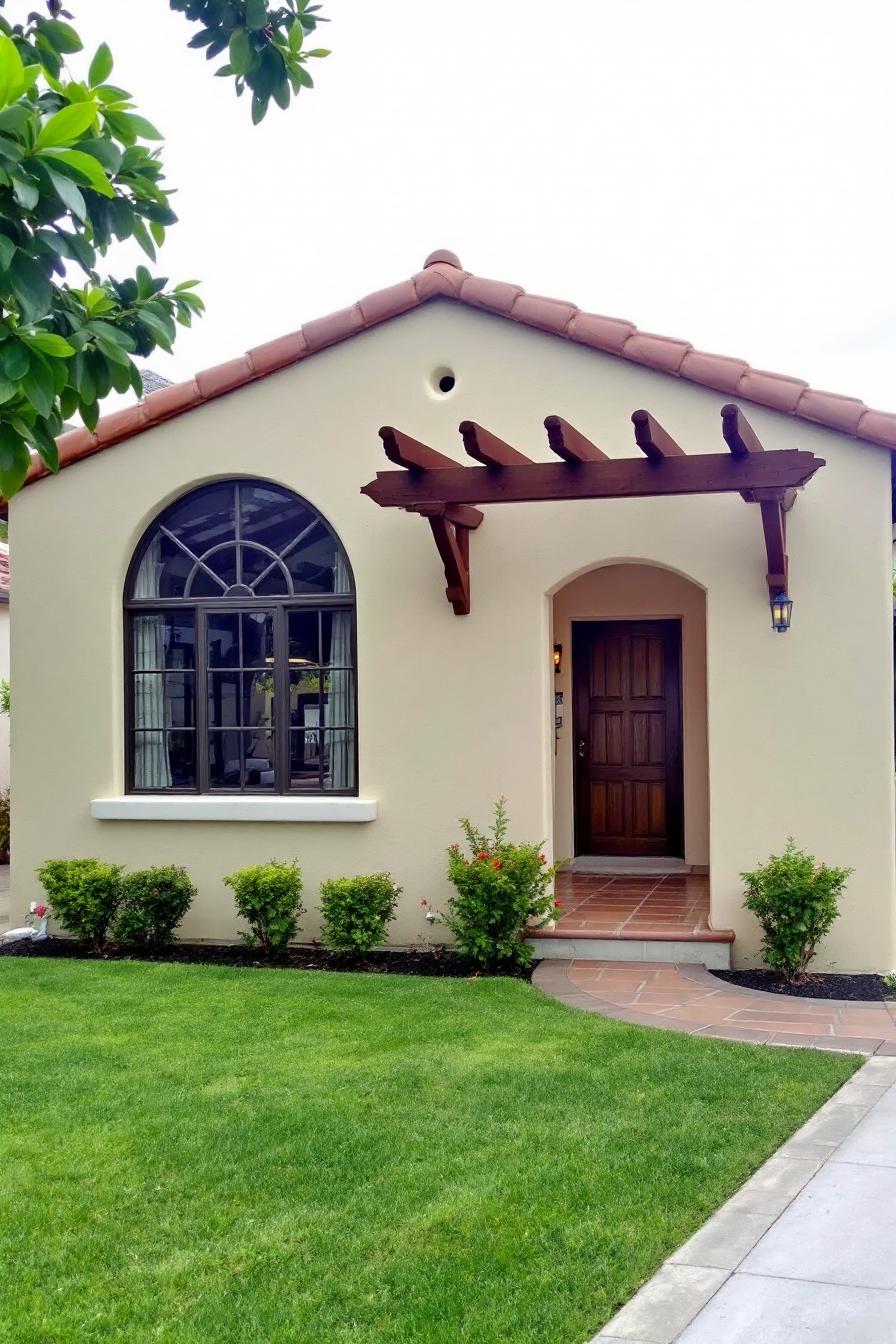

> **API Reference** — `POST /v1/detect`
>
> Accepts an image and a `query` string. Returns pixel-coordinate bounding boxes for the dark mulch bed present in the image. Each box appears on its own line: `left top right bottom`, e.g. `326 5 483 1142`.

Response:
712 968 895 1002
0 936 535 981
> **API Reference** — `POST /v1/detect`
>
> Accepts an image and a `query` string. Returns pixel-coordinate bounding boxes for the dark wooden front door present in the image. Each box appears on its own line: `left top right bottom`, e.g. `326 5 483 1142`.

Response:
573 620 683 857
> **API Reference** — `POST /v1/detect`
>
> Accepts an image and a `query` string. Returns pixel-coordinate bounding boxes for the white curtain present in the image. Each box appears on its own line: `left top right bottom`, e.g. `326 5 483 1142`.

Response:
328 551 353 789
133 538 171 789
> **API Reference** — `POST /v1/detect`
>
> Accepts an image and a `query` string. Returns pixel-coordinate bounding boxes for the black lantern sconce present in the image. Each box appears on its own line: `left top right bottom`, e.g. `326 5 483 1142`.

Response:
553 643 563 674
770 590 793 633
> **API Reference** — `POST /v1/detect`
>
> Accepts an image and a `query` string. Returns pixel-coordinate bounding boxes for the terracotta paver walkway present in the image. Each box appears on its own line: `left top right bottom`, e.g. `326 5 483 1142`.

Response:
554 872 712 937
533 960 896 1055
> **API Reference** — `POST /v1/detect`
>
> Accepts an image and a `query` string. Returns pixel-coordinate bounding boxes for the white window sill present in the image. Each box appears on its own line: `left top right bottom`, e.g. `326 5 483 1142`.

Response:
91 796 377 823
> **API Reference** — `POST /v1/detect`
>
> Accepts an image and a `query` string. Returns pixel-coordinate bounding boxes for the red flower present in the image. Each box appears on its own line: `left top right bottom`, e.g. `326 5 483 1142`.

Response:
420 899 428 907
492 859 503 870
33 903 48 918
538 853 547 864
554 899 562 908
476 852 490 862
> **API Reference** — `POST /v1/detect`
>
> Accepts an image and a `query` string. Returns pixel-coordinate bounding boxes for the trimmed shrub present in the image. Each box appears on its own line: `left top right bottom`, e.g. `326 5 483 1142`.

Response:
224 859 303 956
37 858 124 951
742 839 852 981
441 798 560 969
320 873 401 956
114 866 196 950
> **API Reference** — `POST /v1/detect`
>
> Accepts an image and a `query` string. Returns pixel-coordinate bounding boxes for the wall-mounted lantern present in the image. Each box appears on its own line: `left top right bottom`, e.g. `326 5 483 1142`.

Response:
553 643 563 674
770 591 793 633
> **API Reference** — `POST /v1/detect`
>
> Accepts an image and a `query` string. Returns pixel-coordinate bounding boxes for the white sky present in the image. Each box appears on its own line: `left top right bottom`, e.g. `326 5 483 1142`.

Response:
72 0 896 410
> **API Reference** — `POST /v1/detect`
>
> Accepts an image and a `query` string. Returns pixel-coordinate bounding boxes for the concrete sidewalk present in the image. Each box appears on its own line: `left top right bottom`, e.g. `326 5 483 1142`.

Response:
593 1055 896 1343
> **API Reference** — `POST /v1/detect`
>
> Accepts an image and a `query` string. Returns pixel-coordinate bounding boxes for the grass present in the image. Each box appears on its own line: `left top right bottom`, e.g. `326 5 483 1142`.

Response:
0 959 858 1344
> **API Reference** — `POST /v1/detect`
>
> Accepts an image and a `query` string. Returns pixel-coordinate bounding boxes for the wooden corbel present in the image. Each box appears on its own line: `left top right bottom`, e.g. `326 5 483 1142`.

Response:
406 502 483 615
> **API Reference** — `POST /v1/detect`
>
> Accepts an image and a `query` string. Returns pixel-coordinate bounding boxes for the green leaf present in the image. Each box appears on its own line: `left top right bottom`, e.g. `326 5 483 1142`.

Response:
28 419 59 472
47 168 86 221
126 114 164 142
245 0 270 29
88 43 114 87
0 378 17 406
131 218 156 260
0 34 24 110
228 29 254 75
21 353 54 418
0 423 31 500
272 80 290 110
42 149 114 198
37 101 99 150
0 235 14 271
8 253 52 323
10 172 38 210
0 105 30 133
38 20 84 56
251 93 269 124
21 332 75 357
0 341 29 381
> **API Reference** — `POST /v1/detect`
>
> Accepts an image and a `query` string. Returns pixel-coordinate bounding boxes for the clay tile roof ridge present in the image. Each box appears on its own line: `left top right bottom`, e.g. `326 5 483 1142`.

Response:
27 247 896 490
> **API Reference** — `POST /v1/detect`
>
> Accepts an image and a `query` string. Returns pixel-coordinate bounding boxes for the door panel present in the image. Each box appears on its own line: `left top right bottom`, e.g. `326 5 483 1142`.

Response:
574 620 683 856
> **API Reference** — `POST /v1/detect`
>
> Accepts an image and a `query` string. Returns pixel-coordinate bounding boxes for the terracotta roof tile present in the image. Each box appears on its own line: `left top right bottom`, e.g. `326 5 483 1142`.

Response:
459 274 525 316
567 311 637 354
734 368 808 414
358 280 419 326
248 331 306 376
511 294 577 335
18 248 896 494
622 332 692 375
301 304 365 354
794 388 867 435
196 356 256 400
142 378 203 422
856 409 896 449
679 350 750 395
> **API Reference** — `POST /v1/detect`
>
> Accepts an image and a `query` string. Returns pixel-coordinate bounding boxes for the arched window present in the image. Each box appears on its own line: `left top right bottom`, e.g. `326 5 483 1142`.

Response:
125 480 356 795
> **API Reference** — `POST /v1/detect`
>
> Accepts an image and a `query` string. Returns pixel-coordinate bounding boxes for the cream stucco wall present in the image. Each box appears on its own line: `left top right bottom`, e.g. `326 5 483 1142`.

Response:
551 565 708 868
9 301 895 968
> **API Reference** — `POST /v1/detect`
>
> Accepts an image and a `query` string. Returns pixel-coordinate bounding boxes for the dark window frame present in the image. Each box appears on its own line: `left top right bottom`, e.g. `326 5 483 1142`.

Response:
123 480 358 797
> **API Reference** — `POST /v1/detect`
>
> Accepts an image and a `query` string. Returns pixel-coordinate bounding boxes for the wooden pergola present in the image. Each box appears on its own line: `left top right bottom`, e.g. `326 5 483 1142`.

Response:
360 404 826 616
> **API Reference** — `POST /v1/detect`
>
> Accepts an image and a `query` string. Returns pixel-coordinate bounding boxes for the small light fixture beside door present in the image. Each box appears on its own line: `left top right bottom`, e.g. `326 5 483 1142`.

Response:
770 591 793 633
553 642 563 674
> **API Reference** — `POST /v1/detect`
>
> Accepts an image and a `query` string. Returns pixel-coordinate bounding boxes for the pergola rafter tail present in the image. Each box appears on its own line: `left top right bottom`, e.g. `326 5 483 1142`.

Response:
361 406 825 615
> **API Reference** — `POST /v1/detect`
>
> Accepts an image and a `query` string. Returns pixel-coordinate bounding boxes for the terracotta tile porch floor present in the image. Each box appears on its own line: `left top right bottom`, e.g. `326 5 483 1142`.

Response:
546 872 725 941
532 960 896 1055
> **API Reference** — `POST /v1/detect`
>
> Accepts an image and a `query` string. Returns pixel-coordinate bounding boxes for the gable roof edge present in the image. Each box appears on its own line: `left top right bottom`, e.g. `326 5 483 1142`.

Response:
19 249 896 493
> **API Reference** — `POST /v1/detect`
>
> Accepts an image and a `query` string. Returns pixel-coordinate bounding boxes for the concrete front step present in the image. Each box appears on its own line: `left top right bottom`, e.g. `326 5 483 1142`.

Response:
527 933 732 969
564 856 696 876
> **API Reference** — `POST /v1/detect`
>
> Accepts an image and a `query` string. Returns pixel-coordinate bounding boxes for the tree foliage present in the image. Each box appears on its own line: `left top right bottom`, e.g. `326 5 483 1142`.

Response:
0 1 327 499
170 0 329 124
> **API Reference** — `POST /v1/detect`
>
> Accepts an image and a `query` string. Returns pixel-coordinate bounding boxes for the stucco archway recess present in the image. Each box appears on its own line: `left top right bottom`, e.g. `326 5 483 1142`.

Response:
361 405 824 615
551 563 709 869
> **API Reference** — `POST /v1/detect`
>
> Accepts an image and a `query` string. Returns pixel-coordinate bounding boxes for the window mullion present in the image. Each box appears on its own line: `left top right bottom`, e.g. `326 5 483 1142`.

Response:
274 606 289 793
196 608 209 793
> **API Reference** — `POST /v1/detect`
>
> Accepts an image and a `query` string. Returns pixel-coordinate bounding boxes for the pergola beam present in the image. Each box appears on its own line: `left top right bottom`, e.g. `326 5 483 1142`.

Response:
379 426 458 471
460 421 533 467
544 415 609 463
363 449 824 509
722 403 765 457
631 410 685 461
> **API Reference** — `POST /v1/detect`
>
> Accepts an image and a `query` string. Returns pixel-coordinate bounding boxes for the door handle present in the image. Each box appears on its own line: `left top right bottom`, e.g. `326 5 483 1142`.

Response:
577 737 586 759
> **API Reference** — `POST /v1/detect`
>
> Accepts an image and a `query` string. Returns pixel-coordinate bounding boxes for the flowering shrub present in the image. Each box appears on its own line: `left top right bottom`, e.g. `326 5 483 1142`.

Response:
114 866 196 951
36 858 124 951
742 839 852 981
223 859 304 956
441 798 560 968
319 872 401 956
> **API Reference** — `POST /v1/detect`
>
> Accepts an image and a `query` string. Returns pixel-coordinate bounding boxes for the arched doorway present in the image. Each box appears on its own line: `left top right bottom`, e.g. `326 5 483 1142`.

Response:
551 562 708 868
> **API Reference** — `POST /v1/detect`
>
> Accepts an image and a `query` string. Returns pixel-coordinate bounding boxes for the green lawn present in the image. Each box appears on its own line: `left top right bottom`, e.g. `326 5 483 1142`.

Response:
0 960 857 1344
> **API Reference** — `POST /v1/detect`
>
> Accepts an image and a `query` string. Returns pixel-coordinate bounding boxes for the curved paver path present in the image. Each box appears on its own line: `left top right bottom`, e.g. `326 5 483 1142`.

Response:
533 960 896 1055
